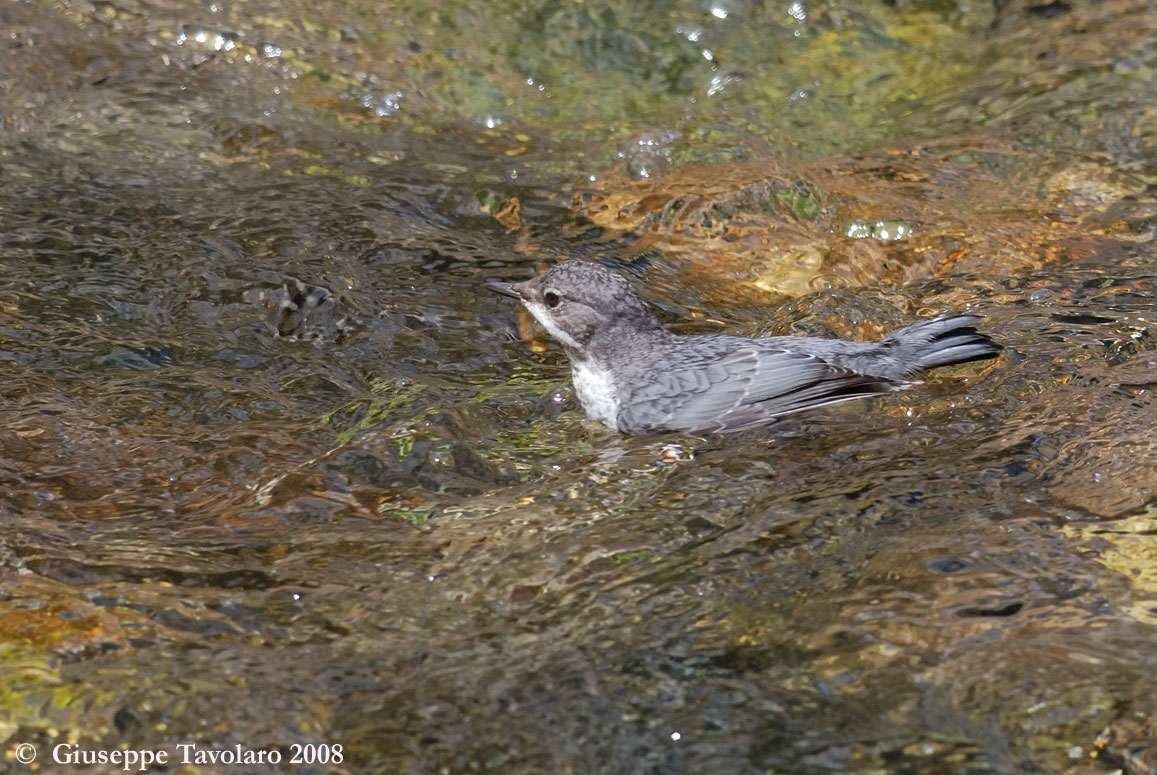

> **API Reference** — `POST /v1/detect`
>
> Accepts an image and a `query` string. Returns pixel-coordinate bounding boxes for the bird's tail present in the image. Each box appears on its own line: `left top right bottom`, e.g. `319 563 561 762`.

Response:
882 314 1001 375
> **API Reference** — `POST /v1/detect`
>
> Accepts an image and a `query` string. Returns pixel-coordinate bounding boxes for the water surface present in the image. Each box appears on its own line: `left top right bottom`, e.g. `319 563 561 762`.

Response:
1 0 1155 772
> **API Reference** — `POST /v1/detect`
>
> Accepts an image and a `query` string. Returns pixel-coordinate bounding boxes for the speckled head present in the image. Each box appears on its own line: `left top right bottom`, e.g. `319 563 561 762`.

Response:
485 260 661 351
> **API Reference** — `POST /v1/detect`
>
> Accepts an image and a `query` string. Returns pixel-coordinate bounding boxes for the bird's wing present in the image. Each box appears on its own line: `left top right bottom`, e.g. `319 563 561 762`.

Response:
617 342 899 434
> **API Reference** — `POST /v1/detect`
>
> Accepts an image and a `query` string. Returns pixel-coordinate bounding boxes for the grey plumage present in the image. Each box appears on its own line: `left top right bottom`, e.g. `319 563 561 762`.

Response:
486 260 1000 434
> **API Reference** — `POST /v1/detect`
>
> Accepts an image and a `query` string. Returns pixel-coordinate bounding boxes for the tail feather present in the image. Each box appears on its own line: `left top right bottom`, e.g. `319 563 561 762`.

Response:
883 314 1001 375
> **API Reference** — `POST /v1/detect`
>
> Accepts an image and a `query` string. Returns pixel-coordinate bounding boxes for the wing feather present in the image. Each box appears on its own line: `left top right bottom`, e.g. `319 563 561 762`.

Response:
617 341 899 433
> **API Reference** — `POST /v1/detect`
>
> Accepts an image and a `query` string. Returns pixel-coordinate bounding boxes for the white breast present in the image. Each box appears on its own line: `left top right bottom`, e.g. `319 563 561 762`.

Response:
571 358 620 431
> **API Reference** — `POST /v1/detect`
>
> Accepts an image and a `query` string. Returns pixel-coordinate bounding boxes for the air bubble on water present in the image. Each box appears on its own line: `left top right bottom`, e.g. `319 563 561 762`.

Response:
707 73 739 96
844 219 913 241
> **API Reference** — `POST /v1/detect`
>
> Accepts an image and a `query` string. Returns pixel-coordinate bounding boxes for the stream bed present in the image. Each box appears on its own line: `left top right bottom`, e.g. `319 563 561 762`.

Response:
1 0 1155 772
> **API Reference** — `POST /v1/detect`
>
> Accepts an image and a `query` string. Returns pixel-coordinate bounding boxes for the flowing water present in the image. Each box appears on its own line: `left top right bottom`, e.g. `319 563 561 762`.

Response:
1 0 1155 773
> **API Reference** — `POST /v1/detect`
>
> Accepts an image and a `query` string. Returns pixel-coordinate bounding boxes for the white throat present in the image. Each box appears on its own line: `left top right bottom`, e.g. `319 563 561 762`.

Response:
522 301 582 350
519 299 620 430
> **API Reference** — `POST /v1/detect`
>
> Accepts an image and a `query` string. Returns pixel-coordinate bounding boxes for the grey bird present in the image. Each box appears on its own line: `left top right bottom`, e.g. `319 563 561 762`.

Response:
486 260 1000 434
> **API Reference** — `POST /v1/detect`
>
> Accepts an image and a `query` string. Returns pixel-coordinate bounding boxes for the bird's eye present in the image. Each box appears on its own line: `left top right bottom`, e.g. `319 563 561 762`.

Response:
544 291 561 309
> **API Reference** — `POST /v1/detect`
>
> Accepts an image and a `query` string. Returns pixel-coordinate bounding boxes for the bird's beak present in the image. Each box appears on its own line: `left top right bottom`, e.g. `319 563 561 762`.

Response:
484 279 523 300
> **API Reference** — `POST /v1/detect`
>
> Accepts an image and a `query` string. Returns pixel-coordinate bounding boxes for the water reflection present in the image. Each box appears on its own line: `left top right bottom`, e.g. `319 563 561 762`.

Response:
1 0 1155 772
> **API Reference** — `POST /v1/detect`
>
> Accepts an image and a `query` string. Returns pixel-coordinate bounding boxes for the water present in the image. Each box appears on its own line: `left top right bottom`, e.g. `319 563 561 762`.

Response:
1 0 1155 772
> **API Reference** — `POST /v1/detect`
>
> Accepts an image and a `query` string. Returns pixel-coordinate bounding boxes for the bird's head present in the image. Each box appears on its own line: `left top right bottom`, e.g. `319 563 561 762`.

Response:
485 260 660 352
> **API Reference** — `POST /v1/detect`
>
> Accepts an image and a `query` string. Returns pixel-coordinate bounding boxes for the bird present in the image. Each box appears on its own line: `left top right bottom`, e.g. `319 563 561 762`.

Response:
485 260 1000 434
